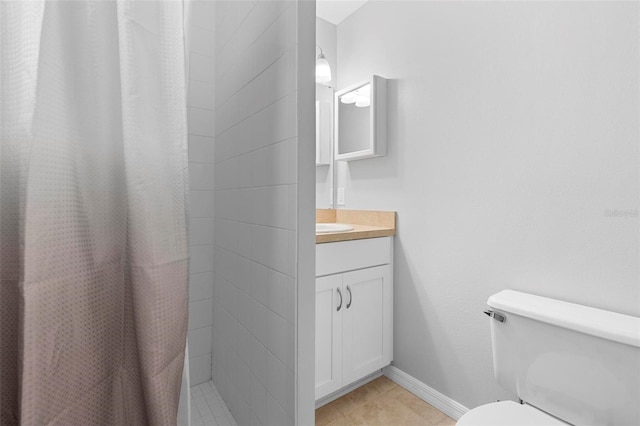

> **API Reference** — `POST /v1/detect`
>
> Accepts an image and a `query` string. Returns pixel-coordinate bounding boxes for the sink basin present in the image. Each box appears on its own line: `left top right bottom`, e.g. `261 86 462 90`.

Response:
316 223 354 233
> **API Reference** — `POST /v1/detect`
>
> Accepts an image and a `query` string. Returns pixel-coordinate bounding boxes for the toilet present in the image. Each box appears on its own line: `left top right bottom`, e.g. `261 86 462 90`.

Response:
457 290 640 426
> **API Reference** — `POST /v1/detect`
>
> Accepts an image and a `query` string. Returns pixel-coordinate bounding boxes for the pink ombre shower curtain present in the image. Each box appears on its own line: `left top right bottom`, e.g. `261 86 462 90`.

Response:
0 1 189 424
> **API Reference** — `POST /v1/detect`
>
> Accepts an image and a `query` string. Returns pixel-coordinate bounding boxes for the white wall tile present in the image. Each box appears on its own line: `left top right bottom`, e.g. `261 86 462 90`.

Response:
250 140 296 188
251 186 290 229
219 275 239 319
189 326 213 358
189 246 213 274
235 255 253 295
236 222 253 260
188 134 215 164
266 391 292 426
237 360 252 404
189 244 214 274
234 391 251 426
217 1 289 78
266 310 287 366
215 93 297 164
249 336 267 387
189 191 214 218
266 270 294 323
237 323 251 366
212 1 303 423
189 299 214 330
188 107 215 137
248 261 268 307
189 217 215 246
188 80 216 110
189 163 215 191
190 1 215 31
237 289 252 330
216 5 295 108
213 246 238 284
189 25 215 56
216 50 295 136
190 353 212 386
252 225 289 274
214 0 259 54
249 298 267 346
250 372 267 425
214 190 237 220
286 184 297 231
212 320 224 358
266 351 292 417
189 271 214 301
189 52 214 83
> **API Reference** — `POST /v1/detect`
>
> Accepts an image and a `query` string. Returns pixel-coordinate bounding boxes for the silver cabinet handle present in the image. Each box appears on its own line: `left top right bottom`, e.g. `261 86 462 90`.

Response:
346 285 352 309
336 287 342 311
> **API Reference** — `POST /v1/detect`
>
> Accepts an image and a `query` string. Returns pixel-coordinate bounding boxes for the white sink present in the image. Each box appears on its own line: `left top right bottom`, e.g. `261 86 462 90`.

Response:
316 223 354 233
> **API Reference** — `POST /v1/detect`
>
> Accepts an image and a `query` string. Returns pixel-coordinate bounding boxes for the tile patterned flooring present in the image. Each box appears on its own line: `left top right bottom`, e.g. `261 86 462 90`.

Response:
190 381 237 426
316 376 456 426
190 376 454 426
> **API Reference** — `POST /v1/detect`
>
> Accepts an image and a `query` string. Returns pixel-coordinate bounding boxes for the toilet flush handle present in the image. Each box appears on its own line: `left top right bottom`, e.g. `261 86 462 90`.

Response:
484 310 506 323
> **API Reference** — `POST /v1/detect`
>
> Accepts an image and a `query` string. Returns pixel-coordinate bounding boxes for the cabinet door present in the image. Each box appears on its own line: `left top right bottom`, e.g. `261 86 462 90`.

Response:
342 265 392 385
315 274 343 400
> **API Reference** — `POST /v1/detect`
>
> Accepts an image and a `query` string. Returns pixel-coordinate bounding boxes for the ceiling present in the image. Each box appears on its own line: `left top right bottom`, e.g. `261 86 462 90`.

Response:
316 0 369 25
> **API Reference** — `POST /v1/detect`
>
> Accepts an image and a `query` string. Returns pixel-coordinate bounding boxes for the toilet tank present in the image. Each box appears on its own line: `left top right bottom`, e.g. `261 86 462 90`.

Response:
487 290 640 426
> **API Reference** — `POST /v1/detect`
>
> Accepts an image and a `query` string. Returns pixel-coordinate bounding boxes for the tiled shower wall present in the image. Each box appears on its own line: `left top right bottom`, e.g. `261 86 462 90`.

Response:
212 1 301 425
187 0 216 386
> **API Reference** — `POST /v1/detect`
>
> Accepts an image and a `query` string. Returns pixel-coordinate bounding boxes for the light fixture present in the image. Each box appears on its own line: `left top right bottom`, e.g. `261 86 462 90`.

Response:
316 46 332 85
355 96 370 108
355 84 371 107
340 92 357 104
341 84 371 107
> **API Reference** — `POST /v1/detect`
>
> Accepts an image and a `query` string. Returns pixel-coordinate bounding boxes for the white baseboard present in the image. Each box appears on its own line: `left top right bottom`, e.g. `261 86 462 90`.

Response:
315 370 384 409
384 365 468 421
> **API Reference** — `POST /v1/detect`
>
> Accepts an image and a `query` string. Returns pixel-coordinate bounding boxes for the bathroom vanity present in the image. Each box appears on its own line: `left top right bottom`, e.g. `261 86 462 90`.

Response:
315 210 395 402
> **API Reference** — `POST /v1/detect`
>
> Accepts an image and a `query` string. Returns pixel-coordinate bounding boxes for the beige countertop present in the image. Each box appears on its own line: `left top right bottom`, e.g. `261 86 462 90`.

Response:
316 209 396 244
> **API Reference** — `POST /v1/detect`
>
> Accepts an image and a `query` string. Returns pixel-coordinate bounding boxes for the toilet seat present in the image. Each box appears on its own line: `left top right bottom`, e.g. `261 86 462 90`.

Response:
456 401 567 425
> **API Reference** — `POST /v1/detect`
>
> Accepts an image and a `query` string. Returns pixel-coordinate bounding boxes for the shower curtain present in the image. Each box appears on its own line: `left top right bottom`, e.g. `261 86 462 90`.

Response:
0 1 189 424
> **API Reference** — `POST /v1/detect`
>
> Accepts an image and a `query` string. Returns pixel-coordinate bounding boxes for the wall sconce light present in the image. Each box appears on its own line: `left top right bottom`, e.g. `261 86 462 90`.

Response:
316 46 332 85
340 83 370 108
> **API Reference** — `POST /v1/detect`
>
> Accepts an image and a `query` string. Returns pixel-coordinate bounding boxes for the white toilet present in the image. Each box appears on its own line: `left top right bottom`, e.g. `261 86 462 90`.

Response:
457 290 640 426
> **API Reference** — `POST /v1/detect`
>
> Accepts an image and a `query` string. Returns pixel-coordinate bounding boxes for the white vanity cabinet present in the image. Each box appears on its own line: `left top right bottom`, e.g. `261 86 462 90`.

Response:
315 237 393 401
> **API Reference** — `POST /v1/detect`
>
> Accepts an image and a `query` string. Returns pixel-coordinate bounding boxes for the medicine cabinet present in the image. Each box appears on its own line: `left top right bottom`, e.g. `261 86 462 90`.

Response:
334 75 387 161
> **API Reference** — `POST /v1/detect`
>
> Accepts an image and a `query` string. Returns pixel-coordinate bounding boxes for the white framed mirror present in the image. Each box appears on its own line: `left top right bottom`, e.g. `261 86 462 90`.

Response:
316 100 332 166
334 75 387 161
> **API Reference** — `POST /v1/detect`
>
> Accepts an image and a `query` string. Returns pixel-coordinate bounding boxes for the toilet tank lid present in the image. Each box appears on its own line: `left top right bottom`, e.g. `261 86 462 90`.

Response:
487 290 640 348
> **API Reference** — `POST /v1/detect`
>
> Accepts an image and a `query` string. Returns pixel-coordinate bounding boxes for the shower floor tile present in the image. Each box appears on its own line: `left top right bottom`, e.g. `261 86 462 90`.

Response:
190 381 237 426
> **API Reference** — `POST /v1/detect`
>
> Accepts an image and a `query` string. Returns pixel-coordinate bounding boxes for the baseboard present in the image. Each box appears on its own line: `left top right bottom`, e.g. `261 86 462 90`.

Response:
384 365 468 421
315 370 384 409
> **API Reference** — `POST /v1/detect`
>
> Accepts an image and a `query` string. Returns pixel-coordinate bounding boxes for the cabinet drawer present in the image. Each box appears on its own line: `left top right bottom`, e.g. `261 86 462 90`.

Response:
316 237 391 277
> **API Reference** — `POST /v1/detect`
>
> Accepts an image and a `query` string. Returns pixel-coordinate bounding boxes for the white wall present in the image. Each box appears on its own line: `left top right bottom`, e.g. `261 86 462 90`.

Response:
212 1 315 425
316 17 338 208
336 1 639 409
186 0 216 386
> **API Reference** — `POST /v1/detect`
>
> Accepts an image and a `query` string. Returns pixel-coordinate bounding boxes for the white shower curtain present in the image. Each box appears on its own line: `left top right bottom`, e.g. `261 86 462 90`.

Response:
0 1 189 424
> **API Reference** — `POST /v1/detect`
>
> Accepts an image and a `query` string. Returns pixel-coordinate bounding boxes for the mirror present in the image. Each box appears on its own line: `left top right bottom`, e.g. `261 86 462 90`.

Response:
335 75 387 161
337 84 371 155
316 100 332 166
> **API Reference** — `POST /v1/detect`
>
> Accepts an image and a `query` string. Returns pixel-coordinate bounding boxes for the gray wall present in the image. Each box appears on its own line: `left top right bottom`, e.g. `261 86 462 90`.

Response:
316 17 338 209
336 1 639 409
